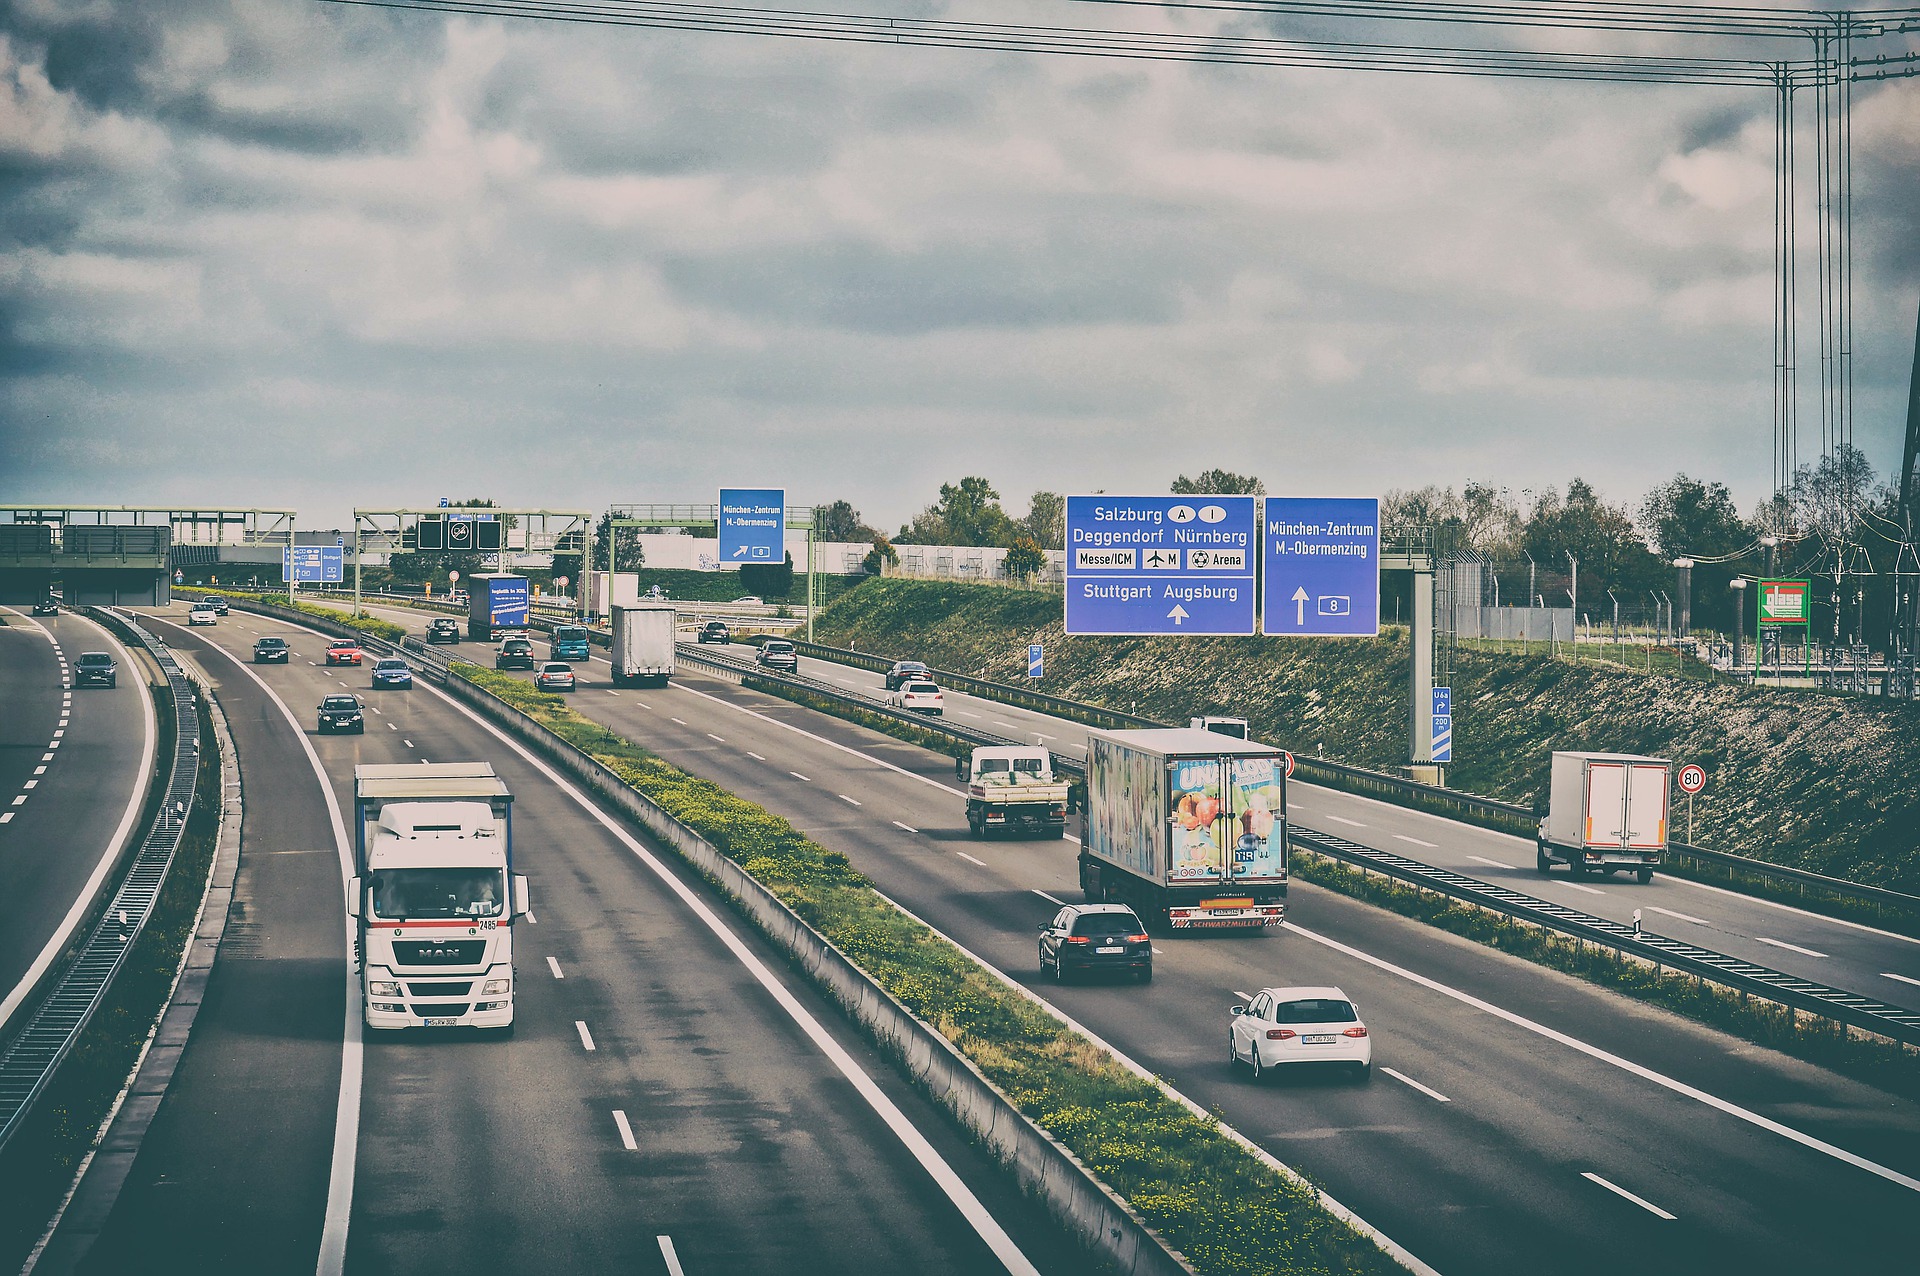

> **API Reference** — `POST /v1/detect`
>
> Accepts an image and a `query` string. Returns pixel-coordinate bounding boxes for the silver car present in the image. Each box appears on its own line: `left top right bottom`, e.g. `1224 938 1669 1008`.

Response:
1229 986 1372 1082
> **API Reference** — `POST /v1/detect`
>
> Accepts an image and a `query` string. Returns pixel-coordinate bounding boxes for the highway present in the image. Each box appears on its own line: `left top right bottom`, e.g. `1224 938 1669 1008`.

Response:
357 603 1920 1276
59 602 1089 1274
0 607 156 1035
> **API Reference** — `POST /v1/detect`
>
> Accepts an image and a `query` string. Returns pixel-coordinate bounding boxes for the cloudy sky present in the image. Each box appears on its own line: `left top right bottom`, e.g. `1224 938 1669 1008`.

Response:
2 0 1917 533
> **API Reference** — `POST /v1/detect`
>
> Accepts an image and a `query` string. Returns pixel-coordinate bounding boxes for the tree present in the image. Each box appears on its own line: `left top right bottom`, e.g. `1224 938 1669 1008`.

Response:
1003 536 1046 579
1172 469 1265 495
1019 491 1064 550
553 511 645 586
1520 479 1660 608
740 551 795 599
862 536 899 575
1381 482 1520 557
1639 474 1751 559
815 499 879 543
898 476 1016 547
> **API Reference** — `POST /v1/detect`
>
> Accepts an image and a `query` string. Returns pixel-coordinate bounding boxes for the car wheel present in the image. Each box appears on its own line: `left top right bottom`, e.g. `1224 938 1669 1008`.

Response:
108 676 117 687
1229 1034 1240 1070
1052 957 1068 985
1536 846 1552 874
1137 966 1153 985
1352 1062 1372 1083
1637 867 1654 885
1250 1050 1265 1084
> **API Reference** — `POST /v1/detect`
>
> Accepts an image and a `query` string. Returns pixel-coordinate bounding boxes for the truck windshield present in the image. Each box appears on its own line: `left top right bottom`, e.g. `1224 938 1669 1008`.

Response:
369 868 505 920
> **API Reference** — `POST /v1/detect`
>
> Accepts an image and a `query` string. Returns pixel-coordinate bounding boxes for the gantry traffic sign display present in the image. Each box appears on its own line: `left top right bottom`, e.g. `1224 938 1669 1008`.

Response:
718 488 786 562
1063 495 1257 635
1261 497 1381 637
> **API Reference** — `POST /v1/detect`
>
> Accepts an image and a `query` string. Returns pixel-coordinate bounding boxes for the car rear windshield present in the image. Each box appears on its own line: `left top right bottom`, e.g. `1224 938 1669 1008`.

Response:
896 662 926 672
541 664 570 673
905 683 939 694
765 642 793 653
1071 912 1142 936
322 696 358 710
503 639 531 650
1273 998 1358 1024
554 627 587 640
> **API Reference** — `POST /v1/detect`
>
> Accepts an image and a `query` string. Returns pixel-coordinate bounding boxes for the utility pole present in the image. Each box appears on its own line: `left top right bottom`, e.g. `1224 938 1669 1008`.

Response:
1565 551 1578 625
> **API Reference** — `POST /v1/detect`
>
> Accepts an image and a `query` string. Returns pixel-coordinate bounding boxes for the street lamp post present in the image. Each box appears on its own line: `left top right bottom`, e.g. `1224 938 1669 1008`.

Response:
1730 579 1748 673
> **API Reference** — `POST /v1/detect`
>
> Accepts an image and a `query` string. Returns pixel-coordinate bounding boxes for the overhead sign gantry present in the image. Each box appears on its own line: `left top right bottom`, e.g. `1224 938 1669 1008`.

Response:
350 508 592 618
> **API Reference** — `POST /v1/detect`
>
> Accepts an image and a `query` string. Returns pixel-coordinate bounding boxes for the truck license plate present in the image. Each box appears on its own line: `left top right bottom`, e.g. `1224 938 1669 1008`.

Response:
1302 1034 1336 1044
1095 946 1124 954
424 1017 459 1027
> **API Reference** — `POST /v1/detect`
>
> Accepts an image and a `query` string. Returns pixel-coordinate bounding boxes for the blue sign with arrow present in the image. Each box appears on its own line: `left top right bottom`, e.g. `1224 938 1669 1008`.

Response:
1261 497 1381 637
1431 686 1452 763
718 488 785 563
283 546 343 584
1064 495 1257 636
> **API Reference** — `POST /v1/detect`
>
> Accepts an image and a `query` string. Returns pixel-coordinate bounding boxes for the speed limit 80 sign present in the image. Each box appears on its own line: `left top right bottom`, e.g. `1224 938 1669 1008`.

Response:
1677 764 1706 795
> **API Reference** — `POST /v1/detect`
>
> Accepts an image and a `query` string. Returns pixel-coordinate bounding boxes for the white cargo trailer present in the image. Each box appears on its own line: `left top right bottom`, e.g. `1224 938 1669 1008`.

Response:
610 603 676 687
1536 751 1671 883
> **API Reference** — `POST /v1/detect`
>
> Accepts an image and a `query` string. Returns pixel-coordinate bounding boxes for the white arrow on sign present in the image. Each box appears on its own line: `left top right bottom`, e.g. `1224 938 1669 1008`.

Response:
1168 605 1189 625
732 545 751 558
1291 586 1309 625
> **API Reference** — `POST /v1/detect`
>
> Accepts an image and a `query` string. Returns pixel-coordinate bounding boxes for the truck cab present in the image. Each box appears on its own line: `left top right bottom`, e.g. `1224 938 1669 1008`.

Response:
1190 716 1251 740
960 746 1070 839
348 764 528 1033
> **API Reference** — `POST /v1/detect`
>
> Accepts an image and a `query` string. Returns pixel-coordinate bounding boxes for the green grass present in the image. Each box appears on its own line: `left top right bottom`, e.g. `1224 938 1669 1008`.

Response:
455 665 1404 1276
196 588 408 642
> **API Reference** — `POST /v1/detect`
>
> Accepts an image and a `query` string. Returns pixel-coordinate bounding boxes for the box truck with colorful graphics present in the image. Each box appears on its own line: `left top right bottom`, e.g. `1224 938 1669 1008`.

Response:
1081 728 1288 930
346 763 530 1033
1536 751 1670 883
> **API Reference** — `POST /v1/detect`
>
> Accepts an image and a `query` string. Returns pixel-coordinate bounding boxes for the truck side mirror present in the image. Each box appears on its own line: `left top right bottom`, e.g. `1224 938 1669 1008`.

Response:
345 876 362 918
512 874 531 918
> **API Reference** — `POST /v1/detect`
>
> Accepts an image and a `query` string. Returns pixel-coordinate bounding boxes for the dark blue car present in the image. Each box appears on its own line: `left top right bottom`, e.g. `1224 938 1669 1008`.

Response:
370 657 413 689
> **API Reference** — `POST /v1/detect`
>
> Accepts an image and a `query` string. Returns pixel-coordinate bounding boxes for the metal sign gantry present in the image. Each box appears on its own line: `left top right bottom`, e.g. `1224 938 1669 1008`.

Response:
605 503 821 641
351 508 593 618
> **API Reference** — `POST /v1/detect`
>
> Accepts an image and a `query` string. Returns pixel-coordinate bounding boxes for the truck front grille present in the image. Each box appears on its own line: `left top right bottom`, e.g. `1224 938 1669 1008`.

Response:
404 981 473 998
392 940 486 966
410 1002 471 1017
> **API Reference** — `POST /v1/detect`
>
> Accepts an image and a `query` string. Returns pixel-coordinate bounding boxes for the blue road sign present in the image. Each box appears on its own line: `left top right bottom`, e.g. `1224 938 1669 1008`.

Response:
1065 495 1257 636
1261 497 1381 637
1028 644 1043 678
1431 686 1452 763
719 488 785 563
283 546 343 584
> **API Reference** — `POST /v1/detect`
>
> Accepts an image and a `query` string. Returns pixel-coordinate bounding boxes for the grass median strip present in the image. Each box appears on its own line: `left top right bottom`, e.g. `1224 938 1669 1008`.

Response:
455 665 1404 1276
195 589 408 644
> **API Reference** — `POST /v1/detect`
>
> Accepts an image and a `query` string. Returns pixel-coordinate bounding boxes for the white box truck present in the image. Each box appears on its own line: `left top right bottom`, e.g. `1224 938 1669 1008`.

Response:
1536 751 1670 883
347 763 529 1033
1081 728 1289 931
610 603 676 687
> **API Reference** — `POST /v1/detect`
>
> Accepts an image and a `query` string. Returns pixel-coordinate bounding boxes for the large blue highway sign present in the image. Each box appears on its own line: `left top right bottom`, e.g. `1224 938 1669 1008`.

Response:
719 488 785 562
283 546 343 584
1261 497 1380 637
1065 495 1257 636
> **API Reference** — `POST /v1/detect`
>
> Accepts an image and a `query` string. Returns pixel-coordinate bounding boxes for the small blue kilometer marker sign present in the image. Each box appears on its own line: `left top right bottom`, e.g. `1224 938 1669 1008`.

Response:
1261 497 1381 637
718 488 785 562
1064 495 1258 636
1431 686 1452 763
1028 644 1043 679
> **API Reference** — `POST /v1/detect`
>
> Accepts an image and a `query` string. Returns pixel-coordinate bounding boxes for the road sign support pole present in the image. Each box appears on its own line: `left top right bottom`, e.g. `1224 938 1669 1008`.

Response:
1411 563 1434 764
806 520 816 644
353 525 362 618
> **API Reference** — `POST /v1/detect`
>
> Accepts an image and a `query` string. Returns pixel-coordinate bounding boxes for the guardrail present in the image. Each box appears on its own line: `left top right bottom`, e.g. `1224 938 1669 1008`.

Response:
1289 827 1920 1048
0 611 201 1152
787 638 1920 924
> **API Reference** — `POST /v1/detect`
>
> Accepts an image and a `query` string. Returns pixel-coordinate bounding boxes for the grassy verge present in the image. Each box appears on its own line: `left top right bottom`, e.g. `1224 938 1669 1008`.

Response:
456 665 1403 1276
0 699 221 1269
196 588 408 643
1288 849 1919 1096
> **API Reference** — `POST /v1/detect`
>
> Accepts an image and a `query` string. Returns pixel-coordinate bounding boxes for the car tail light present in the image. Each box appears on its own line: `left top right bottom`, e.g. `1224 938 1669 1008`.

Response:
1266 1028 1297 1041
1126 933 1149 943
1342 1026 1369 1038
1064 936 1089 945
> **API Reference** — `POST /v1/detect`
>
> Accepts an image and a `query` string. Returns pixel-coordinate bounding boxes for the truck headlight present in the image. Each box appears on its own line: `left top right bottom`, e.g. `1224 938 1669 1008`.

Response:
482 978 511 995
368 981 399 997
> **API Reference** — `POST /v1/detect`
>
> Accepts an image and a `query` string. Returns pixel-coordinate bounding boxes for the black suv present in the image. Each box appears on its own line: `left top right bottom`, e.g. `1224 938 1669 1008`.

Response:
317 695 365 734
495 637 536 670
74 652 117 688
756 640 798 672
884 660 930 691
426 617 461 644
253 636 290 663
31 599 58 616
203 596 230 616
1038 904 1153 984
697 621 731 645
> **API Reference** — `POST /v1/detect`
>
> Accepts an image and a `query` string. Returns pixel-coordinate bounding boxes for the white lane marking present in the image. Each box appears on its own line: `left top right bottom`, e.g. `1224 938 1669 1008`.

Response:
547 956 565 979
576 1021 597 1051
1322 815 1367 828
403 740 414 748
991 719 1017 729
414 673 1042 1275
632 701 652 710
955 710 980 718
33 766 45 776
1756 936 1829 959
525 910 538 925
789 772 812 782
52 730 62 739
956 852 987 867
1467 855 1517 870
1648 905 1711 926
1232 990 1253 1001
1283 919 1920 1195
11 796 26 807
0 813 12 824
892 820 919 834
838 794 862 807
1381 1067 1452 1103
1032 889 1066 907
387 723 397 731
675 683 964 800
1882 972 1920 989
23 780 37 790
1393 833 1441 850
707 733 726 742
47 740 58 750
658 1235 686 1276
606 689 621 696
1582 1172 1676 1220
41 753 53 762
670 716 688 725
747 752 767 761
1667 872 1920 946
367 706 382 715
1563 882 1606 895
612 1110 638 1151
308 661 318 665
149 617 365 1275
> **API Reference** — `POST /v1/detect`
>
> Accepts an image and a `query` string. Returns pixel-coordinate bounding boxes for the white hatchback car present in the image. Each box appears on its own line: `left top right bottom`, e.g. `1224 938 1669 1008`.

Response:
1229 986 1372 1082
187 604 218 626
888 680 944 715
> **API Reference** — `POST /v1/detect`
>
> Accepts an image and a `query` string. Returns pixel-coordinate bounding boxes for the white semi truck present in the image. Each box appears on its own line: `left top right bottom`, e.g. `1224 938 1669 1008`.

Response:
1081 728 1290 930
610 603 676 687
1536 751 1670 883
957 746 1071 838
348 763 529 1033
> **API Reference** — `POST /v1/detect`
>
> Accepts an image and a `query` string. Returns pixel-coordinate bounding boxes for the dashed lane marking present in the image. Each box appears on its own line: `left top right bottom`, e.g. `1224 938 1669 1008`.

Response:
956 852 986 867
892 821 919 833
1381 1067 1451 1102
1032 889 1066 907
790 772 812 782
1581 1172 1675 1220
612 1110 638 1151
547 956 564 979
1756 936 1828 959
576 1021 596 1051
1467 855 1517 870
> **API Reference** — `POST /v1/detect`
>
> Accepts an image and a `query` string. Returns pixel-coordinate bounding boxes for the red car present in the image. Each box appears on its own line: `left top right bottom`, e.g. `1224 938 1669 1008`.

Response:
325 639 364 666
